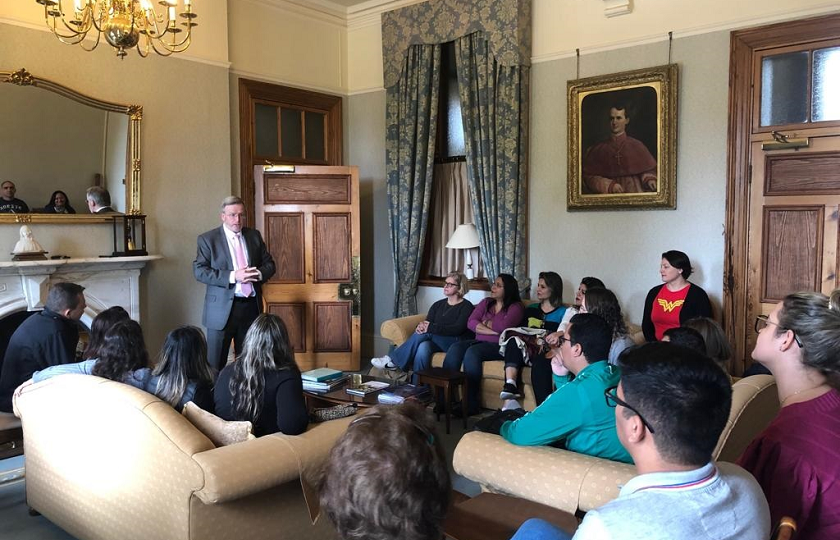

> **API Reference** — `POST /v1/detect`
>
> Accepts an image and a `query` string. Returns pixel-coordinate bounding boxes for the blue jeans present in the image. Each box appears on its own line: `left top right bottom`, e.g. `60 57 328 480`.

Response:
442 339 502 414
510 519 573 540
389 332 457 374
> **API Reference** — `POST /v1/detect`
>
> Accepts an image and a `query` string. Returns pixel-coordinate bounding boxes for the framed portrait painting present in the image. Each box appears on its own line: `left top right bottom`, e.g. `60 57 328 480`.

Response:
567 64 678 210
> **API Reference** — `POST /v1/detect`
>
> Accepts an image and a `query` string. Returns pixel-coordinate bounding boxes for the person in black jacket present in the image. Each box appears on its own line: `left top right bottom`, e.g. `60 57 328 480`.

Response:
214 314 308 436
0 282 86 412
642 250 712 342
371 272 473 381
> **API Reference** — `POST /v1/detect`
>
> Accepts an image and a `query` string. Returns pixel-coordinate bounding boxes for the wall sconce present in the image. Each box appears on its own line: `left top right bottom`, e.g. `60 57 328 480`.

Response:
110 214 147 257
446 223 480 279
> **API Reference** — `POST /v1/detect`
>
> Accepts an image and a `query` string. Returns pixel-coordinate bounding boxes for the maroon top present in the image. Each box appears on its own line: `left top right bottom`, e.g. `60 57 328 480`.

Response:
583 133 657 177
467 298 524 343
738 389 840 540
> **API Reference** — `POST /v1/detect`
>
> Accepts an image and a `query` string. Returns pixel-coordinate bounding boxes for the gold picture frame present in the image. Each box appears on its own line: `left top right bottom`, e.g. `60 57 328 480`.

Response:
567 64 678 210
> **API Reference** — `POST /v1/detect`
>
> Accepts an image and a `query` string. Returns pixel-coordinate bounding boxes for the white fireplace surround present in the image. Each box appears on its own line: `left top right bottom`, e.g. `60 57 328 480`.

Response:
0 256 161 326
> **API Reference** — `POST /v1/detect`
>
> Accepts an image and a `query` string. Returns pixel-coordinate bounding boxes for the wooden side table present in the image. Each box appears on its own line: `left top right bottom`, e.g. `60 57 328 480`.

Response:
444 493 578 540
415 367 467 434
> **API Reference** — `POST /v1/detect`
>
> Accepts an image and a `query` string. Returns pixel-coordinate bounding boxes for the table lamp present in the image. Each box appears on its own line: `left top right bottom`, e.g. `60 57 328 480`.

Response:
446 223 480 279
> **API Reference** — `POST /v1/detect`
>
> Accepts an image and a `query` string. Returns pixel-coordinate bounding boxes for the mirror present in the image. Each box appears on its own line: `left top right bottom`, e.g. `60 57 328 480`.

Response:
0 68 141 223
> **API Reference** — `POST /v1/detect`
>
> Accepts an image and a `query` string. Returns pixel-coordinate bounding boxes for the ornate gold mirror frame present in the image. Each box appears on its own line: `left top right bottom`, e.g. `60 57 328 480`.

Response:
0 68 142 224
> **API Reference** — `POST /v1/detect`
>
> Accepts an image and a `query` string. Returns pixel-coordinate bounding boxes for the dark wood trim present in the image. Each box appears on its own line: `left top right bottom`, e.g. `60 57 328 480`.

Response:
238 78 343 226
724 13 840 374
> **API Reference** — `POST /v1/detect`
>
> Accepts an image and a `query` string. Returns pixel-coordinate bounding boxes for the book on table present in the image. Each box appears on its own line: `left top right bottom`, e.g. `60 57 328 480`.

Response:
378 384 432 405
303 374 349 393
345 380 390 396
301 368 344 382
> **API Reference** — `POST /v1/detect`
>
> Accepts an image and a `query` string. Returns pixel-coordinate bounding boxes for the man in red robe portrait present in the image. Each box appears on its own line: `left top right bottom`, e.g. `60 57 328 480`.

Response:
582 105 657 194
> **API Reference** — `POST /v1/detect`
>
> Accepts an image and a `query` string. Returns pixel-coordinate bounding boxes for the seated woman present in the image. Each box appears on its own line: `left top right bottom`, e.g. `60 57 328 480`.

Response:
82 306 130 360
371 272 473 380
34 320 150 388
144 326 215 412
537 276 605 405
214 313 308 436
738 290 840 540
682 317 732 376
581 287 635 365
499 271 568 403
642 250 711 341
42 190 76 214
442 273 524 416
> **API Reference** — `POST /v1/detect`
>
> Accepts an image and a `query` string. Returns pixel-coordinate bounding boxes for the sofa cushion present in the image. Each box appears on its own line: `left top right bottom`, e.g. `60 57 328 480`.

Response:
182 401 255 447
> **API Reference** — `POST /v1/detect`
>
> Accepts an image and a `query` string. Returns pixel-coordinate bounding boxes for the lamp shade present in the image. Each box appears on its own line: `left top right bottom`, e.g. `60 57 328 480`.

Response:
446 223 480 249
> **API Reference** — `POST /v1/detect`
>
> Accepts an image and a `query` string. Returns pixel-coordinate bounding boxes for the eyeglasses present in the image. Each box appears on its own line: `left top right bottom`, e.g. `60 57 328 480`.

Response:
443 282 458 288
604 386 656 434
557 335 574 346
350 413 435 446
755 315 803 348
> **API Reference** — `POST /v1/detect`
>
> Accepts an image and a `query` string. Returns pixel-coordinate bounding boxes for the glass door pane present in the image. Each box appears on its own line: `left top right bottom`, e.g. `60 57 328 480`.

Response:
280 108 302 159
812 47 840 122
305 111 326 161
255 103 279 157
760 51 809 126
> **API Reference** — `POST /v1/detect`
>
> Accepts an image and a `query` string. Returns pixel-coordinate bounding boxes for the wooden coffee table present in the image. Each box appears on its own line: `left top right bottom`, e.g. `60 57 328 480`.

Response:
304 375 389 409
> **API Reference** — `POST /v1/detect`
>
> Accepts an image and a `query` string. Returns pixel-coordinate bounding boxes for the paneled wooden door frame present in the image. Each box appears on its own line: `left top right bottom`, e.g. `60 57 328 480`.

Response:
254 165 361 372
725 14 840 374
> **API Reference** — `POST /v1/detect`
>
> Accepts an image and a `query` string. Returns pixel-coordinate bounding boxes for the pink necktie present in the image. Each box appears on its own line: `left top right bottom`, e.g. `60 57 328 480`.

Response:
234 234 254 297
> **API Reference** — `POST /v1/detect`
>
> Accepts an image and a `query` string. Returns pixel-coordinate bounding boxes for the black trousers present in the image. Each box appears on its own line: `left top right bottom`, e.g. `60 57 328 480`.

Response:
206 297 259 372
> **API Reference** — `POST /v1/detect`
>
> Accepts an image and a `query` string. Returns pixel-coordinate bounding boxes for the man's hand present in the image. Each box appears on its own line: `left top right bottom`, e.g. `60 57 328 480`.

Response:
551 352 569 376
415 321 429 334
644 177 657 192
609 182 625 194
235 267 261 283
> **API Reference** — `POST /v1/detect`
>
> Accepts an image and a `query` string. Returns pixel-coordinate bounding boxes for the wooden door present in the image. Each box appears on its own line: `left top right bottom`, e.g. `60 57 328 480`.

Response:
744 135 840 360
254 165 360 371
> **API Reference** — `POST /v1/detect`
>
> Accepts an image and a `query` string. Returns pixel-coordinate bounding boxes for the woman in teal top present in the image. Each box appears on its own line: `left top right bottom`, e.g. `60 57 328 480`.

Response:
500 272 570 403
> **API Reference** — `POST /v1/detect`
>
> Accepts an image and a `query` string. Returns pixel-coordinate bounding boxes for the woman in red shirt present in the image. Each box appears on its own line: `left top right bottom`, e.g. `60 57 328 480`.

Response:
641 250 711 341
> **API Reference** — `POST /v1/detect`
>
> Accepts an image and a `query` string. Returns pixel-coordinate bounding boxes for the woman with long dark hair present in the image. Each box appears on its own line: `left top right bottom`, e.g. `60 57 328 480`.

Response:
83 306 130 360
42 190 76 214
34 320 150 388
213 314 308 436
145 326 215 412
442 273 524 416
580 287 634 364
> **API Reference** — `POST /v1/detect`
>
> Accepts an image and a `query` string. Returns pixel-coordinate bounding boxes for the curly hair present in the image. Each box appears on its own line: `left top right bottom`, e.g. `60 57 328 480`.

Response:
84 306 130 360
152 326 214 408
91 320 149 382
319 403 451 540
229 314 299 423
583 287 628 338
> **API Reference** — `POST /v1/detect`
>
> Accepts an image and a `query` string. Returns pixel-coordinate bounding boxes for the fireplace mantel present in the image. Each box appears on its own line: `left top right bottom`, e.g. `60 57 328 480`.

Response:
0 255 162 325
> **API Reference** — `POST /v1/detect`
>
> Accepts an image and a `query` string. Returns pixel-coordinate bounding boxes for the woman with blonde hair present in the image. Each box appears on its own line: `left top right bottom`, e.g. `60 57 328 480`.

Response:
371 272 473 380
214 314 308 436
738 290 840 540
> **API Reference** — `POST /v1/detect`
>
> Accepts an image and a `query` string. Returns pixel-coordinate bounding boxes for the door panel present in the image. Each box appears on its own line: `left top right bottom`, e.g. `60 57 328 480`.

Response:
255 165 360 371
745 137 840 360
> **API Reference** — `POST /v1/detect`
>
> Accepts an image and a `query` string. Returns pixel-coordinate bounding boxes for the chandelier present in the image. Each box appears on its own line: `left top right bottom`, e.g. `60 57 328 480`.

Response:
36 0 198 59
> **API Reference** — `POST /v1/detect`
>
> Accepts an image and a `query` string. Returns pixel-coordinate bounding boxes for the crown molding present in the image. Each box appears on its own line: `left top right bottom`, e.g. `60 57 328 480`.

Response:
532 3 840 65
230 68 347 96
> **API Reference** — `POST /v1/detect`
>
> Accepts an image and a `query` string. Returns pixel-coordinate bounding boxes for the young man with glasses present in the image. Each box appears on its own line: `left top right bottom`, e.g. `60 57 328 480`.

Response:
511 343 770 540
499 313 631 463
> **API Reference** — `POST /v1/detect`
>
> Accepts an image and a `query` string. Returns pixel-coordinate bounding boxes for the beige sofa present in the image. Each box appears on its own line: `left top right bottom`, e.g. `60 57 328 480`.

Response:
380 308 643 410
13 374 353 540
452 374 779 515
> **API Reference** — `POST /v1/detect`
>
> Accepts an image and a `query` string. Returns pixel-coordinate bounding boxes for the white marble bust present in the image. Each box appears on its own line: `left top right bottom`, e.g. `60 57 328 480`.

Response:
13 225 45 254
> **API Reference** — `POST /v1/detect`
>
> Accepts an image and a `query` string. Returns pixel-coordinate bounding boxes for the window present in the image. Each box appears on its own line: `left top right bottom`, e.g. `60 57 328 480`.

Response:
418 41 487 288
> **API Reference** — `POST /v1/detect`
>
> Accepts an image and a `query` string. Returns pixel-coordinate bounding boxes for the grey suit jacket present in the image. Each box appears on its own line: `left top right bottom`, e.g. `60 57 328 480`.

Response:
193 226 276 330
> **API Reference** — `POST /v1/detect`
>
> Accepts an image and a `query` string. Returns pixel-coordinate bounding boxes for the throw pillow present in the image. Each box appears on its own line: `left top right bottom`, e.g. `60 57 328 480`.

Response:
182 401 255 447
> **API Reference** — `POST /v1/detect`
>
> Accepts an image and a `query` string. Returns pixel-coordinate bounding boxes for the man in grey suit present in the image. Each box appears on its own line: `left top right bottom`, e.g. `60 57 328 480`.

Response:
193 196 276 371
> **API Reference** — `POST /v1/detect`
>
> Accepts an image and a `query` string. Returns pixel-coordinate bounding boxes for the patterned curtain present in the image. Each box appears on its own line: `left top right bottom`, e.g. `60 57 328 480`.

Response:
386 44 441 317
455 31 530 292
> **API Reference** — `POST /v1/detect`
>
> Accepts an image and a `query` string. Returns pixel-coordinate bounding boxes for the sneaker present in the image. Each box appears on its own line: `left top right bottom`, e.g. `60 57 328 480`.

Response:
499 382 522 400
370 356 396 369
501 399 523 411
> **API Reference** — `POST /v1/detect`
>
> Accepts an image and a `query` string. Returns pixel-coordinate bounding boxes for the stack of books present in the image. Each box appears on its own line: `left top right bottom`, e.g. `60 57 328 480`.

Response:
301 368 347 393
346 380 390 397
377 383 432 405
